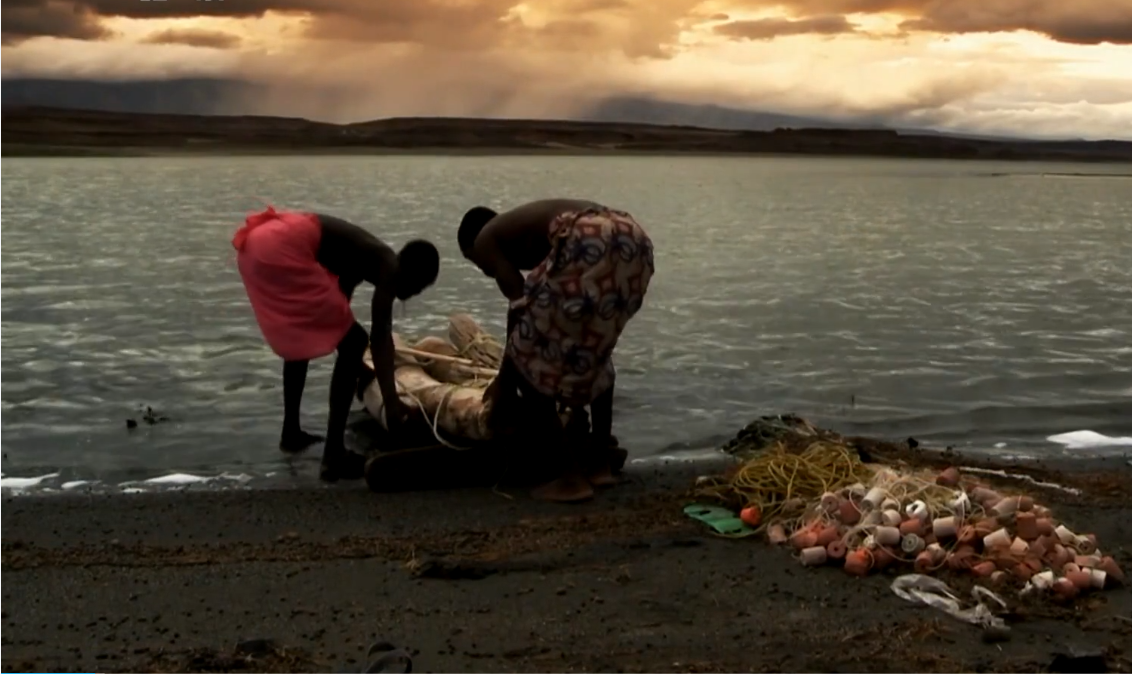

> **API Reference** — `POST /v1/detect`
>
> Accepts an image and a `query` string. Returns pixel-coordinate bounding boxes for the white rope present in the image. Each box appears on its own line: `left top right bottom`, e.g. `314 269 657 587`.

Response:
394 381 475 451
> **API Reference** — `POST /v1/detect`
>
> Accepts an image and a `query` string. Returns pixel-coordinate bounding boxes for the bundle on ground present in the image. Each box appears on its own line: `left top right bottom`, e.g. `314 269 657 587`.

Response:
362 313 502 445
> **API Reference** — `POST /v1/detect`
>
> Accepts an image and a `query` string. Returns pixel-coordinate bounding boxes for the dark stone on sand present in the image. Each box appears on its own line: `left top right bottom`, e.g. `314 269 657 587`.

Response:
409 558 498 581
1049 648 1108 673
981 626 1011 643
235 638 276 656
907 437 920 449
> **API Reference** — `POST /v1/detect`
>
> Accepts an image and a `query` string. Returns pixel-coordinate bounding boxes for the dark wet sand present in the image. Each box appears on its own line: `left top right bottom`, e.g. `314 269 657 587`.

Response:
3 451 1131 673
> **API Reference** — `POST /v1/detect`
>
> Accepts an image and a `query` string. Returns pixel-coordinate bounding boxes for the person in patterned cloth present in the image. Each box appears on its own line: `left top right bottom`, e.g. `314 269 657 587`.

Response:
457 199 655 503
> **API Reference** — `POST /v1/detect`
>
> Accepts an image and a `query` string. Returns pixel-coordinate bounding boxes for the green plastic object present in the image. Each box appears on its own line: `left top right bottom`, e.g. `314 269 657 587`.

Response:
683 504 758 538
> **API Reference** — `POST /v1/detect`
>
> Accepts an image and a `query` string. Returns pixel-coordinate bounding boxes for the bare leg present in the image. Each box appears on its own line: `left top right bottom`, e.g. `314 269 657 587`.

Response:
484 356 524 436
280 359 324 452
531 473 595 503
584 383 621 487
517 376 594 503
531 426 595 503
320 323 369 482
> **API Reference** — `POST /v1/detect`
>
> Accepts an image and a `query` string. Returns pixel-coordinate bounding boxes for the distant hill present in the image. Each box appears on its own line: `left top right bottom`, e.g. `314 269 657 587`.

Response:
4 105 1131 162
0 78 278 116
585 96 1040 142
583 96 844 132
1 77 267 116
0 77 1057 144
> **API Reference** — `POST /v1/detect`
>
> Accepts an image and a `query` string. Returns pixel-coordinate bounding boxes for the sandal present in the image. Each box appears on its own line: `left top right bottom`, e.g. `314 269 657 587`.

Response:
683 504 758 538
363 641 413 673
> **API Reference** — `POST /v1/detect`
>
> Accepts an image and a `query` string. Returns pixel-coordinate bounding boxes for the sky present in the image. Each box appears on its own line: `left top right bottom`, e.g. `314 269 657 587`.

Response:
2 0 1131 139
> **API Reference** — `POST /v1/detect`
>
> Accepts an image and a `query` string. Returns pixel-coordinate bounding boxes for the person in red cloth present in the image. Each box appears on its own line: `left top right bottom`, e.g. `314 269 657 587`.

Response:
233 206 440 481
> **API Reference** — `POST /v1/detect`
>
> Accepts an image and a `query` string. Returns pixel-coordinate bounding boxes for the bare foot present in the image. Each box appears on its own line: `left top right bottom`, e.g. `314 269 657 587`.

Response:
319 451 367 482
586 463 621 488
606 446 628 474
531 474 594 503
280 429 324 453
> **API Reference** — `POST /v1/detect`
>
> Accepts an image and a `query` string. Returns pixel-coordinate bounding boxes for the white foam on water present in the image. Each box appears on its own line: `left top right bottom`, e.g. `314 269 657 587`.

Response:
1046 430 1132 450
219 472 255 483
129 472 255 488
960 466 1081 495
0 472 60 490
994 442 1007 448
629 448 728 465
143 473 215 485
61 480 95 490
121 487 146 494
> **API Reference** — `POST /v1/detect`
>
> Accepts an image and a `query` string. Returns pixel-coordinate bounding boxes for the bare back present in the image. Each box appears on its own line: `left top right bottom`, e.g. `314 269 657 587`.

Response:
314 213 397 284
479 199 603 270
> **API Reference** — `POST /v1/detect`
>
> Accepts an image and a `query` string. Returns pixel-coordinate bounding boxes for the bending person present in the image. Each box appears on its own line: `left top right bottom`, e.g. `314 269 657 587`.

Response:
458 199 655 502
233 206 440 481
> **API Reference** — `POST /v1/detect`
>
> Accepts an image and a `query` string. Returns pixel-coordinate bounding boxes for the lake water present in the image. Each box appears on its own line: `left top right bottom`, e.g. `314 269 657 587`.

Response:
3 155 1132 492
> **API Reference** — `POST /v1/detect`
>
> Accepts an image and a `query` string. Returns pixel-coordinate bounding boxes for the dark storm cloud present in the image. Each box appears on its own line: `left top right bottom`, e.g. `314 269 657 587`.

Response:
1 0 112 44
3 0 1131 52
725 0 1132 45
898 1 1132 46
714 14 857 40
141 28 242 49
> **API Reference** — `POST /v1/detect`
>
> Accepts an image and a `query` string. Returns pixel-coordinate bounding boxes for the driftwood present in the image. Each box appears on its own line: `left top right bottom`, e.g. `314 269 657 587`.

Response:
362 315 500 444
409 335 471 383
398 344 498 380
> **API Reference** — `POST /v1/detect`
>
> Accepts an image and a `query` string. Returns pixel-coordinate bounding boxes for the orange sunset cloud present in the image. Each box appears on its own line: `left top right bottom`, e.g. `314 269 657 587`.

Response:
2 0 1131 138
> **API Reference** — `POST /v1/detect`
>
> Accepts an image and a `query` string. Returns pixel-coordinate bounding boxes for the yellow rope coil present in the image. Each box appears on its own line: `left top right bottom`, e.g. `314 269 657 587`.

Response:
697 440 874 529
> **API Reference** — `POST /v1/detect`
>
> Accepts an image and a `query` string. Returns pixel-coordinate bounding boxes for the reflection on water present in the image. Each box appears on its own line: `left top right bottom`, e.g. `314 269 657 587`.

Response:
2 155 1131 485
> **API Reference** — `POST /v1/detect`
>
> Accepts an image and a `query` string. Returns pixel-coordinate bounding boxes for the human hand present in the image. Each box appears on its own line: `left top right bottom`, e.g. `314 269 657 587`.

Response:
483 375 502 409
483 379 521 436
383 399 410 440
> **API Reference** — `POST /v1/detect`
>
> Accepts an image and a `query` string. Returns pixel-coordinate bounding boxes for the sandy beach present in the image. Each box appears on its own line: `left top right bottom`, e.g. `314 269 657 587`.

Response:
3 428 1130 673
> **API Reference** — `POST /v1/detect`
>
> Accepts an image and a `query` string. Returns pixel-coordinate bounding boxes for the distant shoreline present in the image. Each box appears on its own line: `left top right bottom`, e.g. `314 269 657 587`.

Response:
1 145 935 159
8 146 1132 168
5 106 1132 163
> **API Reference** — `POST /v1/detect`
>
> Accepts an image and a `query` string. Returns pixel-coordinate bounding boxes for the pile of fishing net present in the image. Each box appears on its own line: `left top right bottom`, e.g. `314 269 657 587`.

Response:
693 441 1125 599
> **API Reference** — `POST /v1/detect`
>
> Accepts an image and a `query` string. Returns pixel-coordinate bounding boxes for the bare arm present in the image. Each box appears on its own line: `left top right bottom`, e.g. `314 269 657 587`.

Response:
316 215 403 432
369 282 402 435
473 234 526 301
495 259 526 302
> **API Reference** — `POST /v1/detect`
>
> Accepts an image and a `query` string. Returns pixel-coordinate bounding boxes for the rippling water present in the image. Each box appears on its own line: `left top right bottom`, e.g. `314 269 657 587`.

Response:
3 155 1131 489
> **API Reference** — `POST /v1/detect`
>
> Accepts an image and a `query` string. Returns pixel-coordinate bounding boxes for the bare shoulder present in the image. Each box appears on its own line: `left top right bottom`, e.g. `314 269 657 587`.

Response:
315 213 396 279
486 199 602 237
515 198 603 219
316 213 374 242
